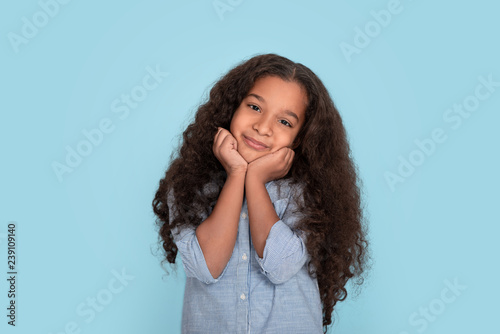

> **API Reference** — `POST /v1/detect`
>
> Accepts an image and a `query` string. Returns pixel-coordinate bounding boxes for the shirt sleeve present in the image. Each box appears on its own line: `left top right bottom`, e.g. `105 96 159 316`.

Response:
255 183 309 285
168 190 228 284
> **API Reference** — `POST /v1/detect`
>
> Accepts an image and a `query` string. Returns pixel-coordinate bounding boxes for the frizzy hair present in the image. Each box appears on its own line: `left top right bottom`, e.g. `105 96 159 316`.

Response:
152 53 370 332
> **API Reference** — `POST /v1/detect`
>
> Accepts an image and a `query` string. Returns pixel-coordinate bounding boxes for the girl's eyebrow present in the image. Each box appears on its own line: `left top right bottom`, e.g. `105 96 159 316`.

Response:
246 93 300 121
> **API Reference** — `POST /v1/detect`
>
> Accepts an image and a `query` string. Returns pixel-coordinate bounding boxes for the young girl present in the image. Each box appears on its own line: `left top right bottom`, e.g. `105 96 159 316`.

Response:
153 54 369 333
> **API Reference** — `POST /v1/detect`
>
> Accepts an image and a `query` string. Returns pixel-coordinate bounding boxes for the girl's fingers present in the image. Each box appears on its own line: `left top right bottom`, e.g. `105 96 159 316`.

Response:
283 147 290 158
214 127 223 142
219 132 230 149
281 147 292 162
284 149 294 171
214 129 236 157
213 128 226 151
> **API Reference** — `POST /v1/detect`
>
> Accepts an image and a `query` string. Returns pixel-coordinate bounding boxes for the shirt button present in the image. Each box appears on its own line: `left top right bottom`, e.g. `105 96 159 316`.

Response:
241 212 247 219
242 253 248 261
240 293 246 300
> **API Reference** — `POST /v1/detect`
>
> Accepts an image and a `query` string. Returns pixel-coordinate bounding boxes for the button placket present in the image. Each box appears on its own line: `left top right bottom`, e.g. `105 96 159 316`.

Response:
236 202 249 333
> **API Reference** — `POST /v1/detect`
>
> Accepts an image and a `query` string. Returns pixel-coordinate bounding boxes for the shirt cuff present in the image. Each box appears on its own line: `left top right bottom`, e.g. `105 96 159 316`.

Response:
176 229 228 284
255 220 306 284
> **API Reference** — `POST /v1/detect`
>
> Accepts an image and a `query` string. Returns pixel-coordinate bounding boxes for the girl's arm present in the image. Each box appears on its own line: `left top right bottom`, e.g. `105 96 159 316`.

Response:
195 171 245 279
244 177 279 258
194 127 248 279
245 148 309 284
246 177 309 285
245 147 295 258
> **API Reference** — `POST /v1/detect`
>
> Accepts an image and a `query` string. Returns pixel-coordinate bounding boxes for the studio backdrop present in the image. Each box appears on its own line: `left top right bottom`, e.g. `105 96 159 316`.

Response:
2 0 499 333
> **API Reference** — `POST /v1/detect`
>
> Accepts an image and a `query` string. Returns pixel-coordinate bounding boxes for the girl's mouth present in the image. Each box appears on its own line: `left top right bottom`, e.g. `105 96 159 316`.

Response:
243 135 268 151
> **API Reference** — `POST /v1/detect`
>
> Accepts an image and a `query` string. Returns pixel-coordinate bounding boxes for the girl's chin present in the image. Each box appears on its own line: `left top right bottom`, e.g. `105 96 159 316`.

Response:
241 155 256 164
239 151 262 164
239 147 280 164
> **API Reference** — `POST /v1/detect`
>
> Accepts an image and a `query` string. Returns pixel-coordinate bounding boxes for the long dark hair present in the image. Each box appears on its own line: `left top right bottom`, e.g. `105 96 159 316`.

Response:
152 53 370 332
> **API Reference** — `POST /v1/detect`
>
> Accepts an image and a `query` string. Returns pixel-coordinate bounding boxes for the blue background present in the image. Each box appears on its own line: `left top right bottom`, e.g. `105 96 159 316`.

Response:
2 0 499 333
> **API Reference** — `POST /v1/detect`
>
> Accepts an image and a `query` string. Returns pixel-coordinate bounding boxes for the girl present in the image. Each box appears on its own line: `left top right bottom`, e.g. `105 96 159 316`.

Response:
153 54 369 333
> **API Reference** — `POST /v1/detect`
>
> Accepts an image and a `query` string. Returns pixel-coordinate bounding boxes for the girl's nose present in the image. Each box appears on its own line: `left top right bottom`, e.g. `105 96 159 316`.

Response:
253 117 273 136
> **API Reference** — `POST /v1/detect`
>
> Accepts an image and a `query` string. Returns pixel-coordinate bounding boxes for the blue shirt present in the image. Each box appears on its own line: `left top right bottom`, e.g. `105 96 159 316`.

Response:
169 178 323 334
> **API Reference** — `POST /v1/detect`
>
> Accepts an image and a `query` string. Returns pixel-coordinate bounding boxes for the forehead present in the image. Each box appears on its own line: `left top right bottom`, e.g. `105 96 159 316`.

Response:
247 76 308 115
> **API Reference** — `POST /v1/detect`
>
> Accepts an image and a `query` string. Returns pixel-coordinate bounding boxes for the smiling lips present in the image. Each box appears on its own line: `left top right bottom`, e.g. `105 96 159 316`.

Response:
243 135 268 151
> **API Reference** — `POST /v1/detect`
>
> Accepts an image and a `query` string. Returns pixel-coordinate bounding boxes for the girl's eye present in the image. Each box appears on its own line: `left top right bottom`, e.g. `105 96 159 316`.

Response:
280 119 292 127
248 104 260 112
247 103 292 127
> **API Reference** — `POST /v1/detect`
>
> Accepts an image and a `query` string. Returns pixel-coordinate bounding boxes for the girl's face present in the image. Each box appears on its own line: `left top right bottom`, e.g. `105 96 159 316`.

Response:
230 76 307 163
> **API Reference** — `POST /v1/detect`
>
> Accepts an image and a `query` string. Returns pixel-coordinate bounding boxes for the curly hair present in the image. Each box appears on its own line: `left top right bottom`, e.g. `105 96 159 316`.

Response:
152 53 370 333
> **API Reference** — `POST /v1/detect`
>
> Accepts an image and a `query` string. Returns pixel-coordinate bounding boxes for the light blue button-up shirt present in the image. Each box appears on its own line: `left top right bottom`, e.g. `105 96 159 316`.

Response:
170 178 323 334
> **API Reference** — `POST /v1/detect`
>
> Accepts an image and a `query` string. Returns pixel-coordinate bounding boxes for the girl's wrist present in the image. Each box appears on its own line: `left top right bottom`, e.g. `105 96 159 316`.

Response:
245 169 267 186
227 167 247 178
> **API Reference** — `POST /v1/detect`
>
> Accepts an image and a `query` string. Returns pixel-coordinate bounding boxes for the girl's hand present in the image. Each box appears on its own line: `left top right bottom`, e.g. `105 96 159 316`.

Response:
246 147 294 184
213 127 248 176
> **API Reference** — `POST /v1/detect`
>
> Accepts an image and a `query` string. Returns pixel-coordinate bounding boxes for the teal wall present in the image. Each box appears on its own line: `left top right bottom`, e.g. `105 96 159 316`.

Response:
2 0 499 333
